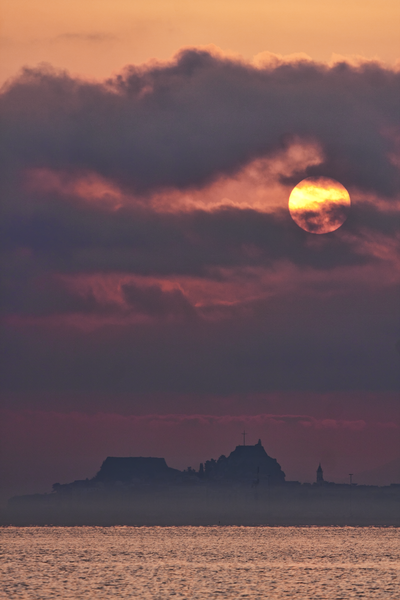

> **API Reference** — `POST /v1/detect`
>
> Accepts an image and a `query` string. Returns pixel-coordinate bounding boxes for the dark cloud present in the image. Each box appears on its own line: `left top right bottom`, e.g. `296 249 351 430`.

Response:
291 201 350 234
122 282 196 319
0 50 398 398
0 262 198 320
1 187 398 326
3 198 398 282
0 272 102 317
1 283 398 395
1 49 399 196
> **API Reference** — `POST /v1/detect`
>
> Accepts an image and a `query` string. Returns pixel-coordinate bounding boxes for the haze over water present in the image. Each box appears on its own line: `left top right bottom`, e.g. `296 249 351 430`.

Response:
1 526 399 599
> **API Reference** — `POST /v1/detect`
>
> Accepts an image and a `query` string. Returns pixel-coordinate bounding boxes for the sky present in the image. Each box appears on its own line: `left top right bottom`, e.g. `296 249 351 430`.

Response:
1 0 399 501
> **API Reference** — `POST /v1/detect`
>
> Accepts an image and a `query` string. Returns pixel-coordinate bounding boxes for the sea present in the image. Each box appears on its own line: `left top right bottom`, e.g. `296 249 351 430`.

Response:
1 526 399 599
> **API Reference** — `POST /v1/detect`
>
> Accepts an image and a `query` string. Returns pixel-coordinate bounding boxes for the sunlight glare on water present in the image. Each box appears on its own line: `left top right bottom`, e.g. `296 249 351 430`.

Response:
1 526 399 599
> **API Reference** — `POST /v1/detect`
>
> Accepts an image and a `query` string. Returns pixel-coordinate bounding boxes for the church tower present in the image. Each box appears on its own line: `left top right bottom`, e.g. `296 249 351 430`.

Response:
316 463 324 485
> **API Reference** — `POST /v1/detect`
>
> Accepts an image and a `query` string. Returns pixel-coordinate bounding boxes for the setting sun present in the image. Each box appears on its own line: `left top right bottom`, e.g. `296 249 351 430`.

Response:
288 176 351 234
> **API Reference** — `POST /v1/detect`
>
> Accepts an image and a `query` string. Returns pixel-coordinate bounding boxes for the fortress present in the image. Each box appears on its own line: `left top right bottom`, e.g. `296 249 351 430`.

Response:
90 439 285 486
4 440 400 526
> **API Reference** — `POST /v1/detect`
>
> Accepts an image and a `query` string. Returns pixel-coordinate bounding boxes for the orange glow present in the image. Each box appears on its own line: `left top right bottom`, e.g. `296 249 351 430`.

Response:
24 168 125 209
22 139 323 214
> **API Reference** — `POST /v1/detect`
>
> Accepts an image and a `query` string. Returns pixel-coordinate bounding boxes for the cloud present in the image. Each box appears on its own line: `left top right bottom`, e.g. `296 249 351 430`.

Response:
122 282 196 319
0 49 398 399
1 280 399 394
291 201 350 234
0 265 197 321
1 49 399 196
3 199 398 282
55 33 118 43
0 272 105 317
1 49 399 292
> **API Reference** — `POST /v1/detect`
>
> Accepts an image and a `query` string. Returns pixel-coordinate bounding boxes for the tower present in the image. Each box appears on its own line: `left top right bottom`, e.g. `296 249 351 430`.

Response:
316 463 324 484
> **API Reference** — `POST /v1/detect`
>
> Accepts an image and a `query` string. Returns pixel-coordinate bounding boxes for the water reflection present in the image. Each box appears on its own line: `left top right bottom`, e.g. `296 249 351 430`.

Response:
1 526 399 599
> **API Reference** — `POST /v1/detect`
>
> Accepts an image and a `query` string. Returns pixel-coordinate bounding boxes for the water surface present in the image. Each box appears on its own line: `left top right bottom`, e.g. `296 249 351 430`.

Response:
1 526 399 599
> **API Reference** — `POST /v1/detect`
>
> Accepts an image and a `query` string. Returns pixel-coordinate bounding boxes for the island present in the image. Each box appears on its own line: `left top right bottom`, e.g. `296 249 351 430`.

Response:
3 440 400 526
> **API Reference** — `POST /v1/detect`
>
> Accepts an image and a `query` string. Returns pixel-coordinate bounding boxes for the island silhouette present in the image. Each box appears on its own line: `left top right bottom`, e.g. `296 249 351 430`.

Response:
3 440 400 526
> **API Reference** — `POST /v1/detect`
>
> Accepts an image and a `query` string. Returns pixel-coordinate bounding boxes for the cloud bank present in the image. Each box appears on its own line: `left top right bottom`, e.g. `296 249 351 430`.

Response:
0 49 399 404
1 49 399 196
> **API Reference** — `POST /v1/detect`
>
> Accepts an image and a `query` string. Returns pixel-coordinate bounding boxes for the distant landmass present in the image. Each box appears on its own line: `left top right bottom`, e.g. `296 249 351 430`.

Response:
2 441 400 526
355 457 400 487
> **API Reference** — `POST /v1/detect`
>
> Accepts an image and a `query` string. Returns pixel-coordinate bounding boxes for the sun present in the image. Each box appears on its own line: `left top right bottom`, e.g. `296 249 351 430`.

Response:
288 177 351 234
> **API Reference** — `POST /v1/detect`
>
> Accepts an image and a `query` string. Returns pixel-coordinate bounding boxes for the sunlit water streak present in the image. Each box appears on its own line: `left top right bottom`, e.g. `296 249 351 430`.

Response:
1 526 399 599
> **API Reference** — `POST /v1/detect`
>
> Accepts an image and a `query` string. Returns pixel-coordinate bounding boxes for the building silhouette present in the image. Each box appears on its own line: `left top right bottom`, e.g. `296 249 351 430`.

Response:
6 438 400 528
66 440 287 486
93 456 180 483
204 439 285 484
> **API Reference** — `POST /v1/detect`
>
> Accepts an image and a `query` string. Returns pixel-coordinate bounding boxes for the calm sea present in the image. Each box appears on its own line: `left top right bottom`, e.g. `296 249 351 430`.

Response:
1 526 399 599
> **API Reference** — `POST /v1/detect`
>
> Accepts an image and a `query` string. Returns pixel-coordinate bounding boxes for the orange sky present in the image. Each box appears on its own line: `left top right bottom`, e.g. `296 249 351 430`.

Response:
2 0 400 83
